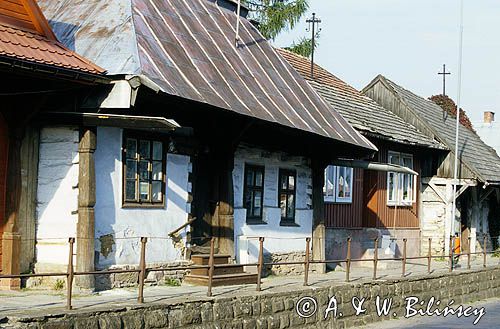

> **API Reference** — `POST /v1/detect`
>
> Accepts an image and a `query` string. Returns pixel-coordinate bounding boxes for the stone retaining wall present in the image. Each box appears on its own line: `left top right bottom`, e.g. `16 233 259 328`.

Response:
3 267 500 329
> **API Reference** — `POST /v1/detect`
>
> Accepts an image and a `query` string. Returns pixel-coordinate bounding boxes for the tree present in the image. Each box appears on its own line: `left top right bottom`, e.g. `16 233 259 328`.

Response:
428 94 475 132
245 0 317 57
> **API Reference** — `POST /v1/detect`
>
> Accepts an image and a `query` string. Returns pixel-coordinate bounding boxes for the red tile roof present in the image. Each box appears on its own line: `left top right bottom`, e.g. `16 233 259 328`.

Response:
0 0 104 75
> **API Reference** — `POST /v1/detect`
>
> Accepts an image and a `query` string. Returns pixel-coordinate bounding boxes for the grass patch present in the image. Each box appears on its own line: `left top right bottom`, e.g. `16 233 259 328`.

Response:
53 279 65 291
164 278 181 287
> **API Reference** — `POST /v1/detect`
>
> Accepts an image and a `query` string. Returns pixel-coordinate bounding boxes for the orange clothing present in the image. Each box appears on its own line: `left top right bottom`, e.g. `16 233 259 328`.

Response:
453 237 461 254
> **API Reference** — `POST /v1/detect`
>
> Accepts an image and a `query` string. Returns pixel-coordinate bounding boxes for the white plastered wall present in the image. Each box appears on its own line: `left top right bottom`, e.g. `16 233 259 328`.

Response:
233 146 312 265
35 126 79 268
94 127 191 268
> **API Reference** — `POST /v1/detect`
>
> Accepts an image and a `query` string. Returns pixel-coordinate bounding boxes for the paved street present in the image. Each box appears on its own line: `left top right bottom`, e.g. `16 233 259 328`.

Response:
361 297 500 328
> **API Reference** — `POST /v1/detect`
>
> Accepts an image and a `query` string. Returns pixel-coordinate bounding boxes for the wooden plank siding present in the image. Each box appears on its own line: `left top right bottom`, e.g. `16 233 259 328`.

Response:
0 113 8 271
325 168 364 227
325 140 421 229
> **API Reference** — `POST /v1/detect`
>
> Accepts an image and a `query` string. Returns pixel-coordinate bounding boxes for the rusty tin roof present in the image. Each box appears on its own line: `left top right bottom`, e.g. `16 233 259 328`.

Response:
38 0 376 151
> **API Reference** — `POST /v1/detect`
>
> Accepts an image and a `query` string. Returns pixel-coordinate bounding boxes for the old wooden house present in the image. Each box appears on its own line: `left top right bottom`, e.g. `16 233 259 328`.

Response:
0 0 107 289
363 75 500 254
279 50 448 263
0 0 378 289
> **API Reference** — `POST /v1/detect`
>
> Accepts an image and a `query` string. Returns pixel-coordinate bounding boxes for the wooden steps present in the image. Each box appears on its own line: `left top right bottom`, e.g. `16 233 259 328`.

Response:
184 254 258 287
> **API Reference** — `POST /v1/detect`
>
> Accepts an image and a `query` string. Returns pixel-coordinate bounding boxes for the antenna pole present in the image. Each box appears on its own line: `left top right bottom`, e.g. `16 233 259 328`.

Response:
451 0 464 243
235 0 242 47
306 13 321 79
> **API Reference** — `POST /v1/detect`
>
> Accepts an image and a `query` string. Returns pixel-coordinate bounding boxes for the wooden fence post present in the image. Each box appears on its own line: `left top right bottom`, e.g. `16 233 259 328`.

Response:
401 238 407 278
138 237 147 303
467 237 471 270
346 237 351 283
483 236 487 268
427 238 432 274
304 237 311 286
449 235 454 272
257 237 264 292
373 237 378 280
66 237 75 311
207 237 215 297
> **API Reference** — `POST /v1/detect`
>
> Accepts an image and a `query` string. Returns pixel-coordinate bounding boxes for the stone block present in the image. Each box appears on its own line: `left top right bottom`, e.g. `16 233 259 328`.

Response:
144 310 168 328
98 314 122 329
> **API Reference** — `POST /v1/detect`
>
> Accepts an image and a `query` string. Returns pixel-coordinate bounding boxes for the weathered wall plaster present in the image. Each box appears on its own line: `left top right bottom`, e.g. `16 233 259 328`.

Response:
94 127 191 269
35 127 79 269
233 146 312 265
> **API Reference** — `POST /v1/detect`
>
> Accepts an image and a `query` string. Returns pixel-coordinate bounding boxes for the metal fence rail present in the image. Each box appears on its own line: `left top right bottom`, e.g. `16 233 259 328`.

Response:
0 235 497 310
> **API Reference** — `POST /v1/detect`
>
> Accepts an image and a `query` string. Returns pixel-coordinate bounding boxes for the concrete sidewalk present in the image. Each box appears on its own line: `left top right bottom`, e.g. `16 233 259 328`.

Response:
0 255 499 319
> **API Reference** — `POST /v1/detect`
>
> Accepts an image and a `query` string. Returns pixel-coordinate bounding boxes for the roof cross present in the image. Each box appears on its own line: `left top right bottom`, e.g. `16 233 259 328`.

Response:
306 13 321 79
438 64 451 96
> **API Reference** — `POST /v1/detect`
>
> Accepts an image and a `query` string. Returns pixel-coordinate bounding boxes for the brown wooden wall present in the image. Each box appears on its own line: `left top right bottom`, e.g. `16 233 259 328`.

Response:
325 140 421 229
0 113 8 271
325 168 364 227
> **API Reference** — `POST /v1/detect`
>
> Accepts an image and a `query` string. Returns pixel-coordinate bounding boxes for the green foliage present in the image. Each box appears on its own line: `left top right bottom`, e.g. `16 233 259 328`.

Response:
53 279 65 291
164 277 181 287
245 0 309 40
284 33 319 58
243 1 320 57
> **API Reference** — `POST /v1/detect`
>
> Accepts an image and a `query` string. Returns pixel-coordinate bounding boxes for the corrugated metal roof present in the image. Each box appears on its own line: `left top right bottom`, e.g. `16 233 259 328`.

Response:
38 0 376 151
372 75 500 183
0 0 104 75
278 49 446 150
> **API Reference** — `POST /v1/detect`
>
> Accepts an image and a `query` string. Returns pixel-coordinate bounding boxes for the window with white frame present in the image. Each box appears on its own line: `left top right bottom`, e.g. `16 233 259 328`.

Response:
323 166 353 203
387 151 415 206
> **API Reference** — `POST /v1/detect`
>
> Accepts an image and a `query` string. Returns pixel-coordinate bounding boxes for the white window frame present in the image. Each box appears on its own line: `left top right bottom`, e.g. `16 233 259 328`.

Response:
387 151 416 206
323 165 354 203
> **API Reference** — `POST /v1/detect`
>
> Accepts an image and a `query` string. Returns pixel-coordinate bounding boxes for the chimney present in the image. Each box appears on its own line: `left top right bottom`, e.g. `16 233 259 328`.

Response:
484 111 495 124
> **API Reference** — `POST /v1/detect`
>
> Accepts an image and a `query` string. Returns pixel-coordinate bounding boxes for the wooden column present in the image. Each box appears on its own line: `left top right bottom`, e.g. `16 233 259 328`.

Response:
215 152 235 258
76 128 96 289
0 127 22 290
311 159 326 274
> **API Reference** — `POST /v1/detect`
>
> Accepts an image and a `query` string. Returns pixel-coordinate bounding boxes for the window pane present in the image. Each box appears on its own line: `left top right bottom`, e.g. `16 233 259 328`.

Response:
152 161 162 180
126 139 137 159
389 154 400 165
403 156 413 169
126 180 137 200
139 140 150 159
345 168 352 198
152 181 162 202
153 141 163 160
280 174 288 190
139 161 149 180
388 173 395 201
246 170 254 187
324 166 335 198
244 191 253 211
255 170 263 187
287 194 294 218
288 175 295 190
337 167 345 198
253 191 262 217
280 194 287 218
139 182 149 201
126 159 137 179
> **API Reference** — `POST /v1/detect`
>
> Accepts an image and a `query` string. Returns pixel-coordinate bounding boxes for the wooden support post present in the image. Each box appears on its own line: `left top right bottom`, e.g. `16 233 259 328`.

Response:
257 237 264 292
427 238 432 274
483 236 487 268
207 237 215 297
311 159 327 274
467 237 471 270
402 238 407 278
449 235 454 272
373 237 378 280
76 128 96 290
304 237 310 286
66 238 75 311
138 237 147 304
346 237 351 283
1 129 22 291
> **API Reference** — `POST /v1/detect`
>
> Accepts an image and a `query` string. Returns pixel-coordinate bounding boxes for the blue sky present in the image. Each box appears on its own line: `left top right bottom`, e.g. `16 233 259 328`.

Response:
273 0 500 123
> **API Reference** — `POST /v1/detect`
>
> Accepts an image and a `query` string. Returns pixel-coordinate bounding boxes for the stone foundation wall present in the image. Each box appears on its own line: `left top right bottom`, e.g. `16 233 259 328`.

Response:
264 252 306 276
6 267 500 329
